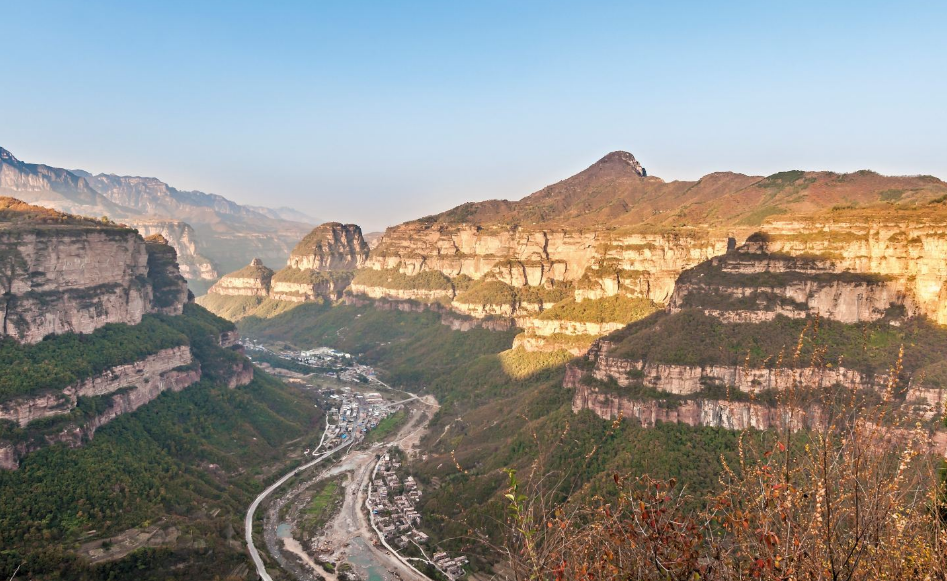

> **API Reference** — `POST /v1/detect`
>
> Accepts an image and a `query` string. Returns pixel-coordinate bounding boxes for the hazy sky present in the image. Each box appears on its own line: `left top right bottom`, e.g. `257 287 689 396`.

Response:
4 1 946 231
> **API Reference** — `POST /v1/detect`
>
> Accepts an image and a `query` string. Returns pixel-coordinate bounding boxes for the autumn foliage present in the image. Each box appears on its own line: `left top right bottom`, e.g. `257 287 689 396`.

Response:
500 324 947 580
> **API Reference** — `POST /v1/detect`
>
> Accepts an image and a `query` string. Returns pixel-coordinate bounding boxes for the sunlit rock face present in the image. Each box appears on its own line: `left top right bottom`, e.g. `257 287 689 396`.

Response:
207 258 274 297
287 222 369 271
206 223 369 303
366 224 731 304
0 199 189 344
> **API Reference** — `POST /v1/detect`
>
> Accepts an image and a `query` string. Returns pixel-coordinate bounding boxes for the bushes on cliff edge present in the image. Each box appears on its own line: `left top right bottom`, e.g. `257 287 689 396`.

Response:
351 268 453 292
538 295 661 324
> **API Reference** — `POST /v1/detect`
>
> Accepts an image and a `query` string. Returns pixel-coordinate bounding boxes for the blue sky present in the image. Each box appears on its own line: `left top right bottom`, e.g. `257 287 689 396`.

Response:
3 0 946 231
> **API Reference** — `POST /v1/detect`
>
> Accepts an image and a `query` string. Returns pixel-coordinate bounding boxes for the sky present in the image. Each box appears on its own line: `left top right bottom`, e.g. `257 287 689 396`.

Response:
3 0 946 231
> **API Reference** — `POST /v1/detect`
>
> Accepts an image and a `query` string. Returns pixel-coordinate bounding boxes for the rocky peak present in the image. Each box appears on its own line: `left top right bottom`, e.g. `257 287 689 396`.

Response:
144 233 169 245
288 222 370 271
0 147 19 164
206 258 275 297
593 151 647 177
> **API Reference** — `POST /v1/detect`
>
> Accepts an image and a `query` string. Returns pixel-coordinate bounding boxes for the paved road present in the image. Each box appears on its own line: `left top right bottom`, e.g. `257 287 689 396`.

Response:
244 379 435 581
245 418 352 581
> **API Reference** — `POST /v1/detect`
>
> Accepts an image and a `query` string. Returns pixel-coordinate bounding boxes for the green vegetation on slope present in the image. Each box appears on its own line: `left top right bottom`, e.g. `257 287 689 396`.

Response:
196 293 308 321
271 267 354 286
538 295 661 323
454 279 516 305
454 278 574 306
608 309 947 378
0 304 323 580
351 268 453 292
0 317 189 402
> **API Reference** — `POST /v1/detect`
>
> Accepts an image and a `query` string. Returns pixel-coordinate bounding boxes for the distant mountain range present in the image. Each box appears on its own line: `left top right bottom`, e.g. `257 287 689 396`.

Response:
0 146 315 289
420 150 947 229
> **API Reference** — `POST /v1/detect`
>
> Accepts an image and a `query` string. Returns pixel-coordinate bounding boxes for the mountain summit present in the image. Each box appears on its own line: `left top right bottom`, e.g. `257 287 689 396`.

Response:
417 150 947 229
593 151 647 177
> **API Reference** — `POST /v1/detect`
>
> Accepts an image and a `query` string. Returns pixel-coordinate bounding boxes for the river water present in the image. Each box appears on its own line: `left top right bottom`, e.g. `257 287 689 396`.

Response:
346 536 393 581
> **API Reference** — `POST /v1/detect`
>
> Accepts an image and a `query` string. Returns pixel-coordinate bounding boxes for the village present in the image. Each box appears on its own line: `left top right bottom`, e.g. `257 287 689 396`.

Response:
240 339 378 384
317 387 392 450
368 453 469 580
240 336 467 580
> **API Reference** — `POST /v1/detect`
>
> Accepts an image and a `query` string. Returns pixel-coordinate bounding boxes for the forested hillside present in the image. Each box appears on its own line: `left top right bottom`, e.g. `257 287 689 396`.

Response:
0 304 324 580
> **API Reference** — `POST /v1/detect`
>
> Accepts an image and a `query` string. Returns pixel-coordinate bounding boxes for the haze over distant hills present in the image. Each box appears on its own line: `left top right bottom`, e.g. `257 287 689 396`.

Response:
0 146 314 290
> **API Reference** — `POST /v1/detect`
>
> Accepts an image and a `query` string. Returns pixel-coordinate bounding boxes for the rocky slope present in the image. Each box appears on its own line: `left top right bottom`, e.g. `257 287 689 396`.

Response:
73 170 312 275
0 147 129 218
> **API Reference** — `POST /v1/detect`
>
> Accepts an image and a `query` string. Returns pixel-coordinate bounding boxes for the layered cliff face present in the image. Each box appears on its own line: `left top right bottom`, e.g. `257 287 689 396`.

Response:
287 222 369 271
669 234 916 324
124 219 218 281
0 346 195 428
0 198 189 344
0 199 258 469
360 151 947 320
205 223 369 304
366 225 731 304
757 209 947 324
567 221 947 436
0 316 252 470
207 258 274 297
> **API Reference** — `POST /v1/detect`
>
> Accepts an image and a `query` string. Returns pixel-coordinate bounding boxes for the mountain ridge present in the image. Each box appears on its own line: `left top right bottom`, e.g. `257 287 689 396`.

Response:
0 146 314 285
414 151 947 229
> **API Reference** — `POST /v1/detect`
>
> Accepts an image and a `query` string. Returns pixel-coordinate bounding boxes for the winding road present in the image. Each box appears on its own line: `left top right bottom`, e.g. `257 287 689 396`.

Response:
245 418 352 581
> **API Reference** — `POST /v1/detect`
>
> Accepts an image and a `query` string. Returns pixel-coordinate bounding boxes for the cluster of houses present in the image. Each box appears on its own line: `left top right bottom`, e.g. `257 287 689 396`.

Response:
316 387 393 450
432 552 469 580
368 454 468 579
240 340 377 383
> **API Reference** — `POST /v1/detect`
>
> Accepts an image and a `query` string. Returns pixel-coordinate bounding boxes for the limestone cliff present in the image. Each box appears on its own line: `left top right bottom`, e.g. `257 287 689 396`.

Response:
756 210 947 324
0 346 195 427
123 219 219 281
0 198 189 344
207 258 274 297
366 225 730 305
287 222 369 271
206 223 369 303
0 198 258 469
669 233 916 324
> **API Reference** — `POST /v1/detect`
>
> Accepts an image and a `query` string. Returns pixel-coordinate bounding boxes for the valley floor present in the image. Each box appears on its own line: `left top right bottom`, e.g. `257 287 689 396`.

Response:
253 374 439 581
